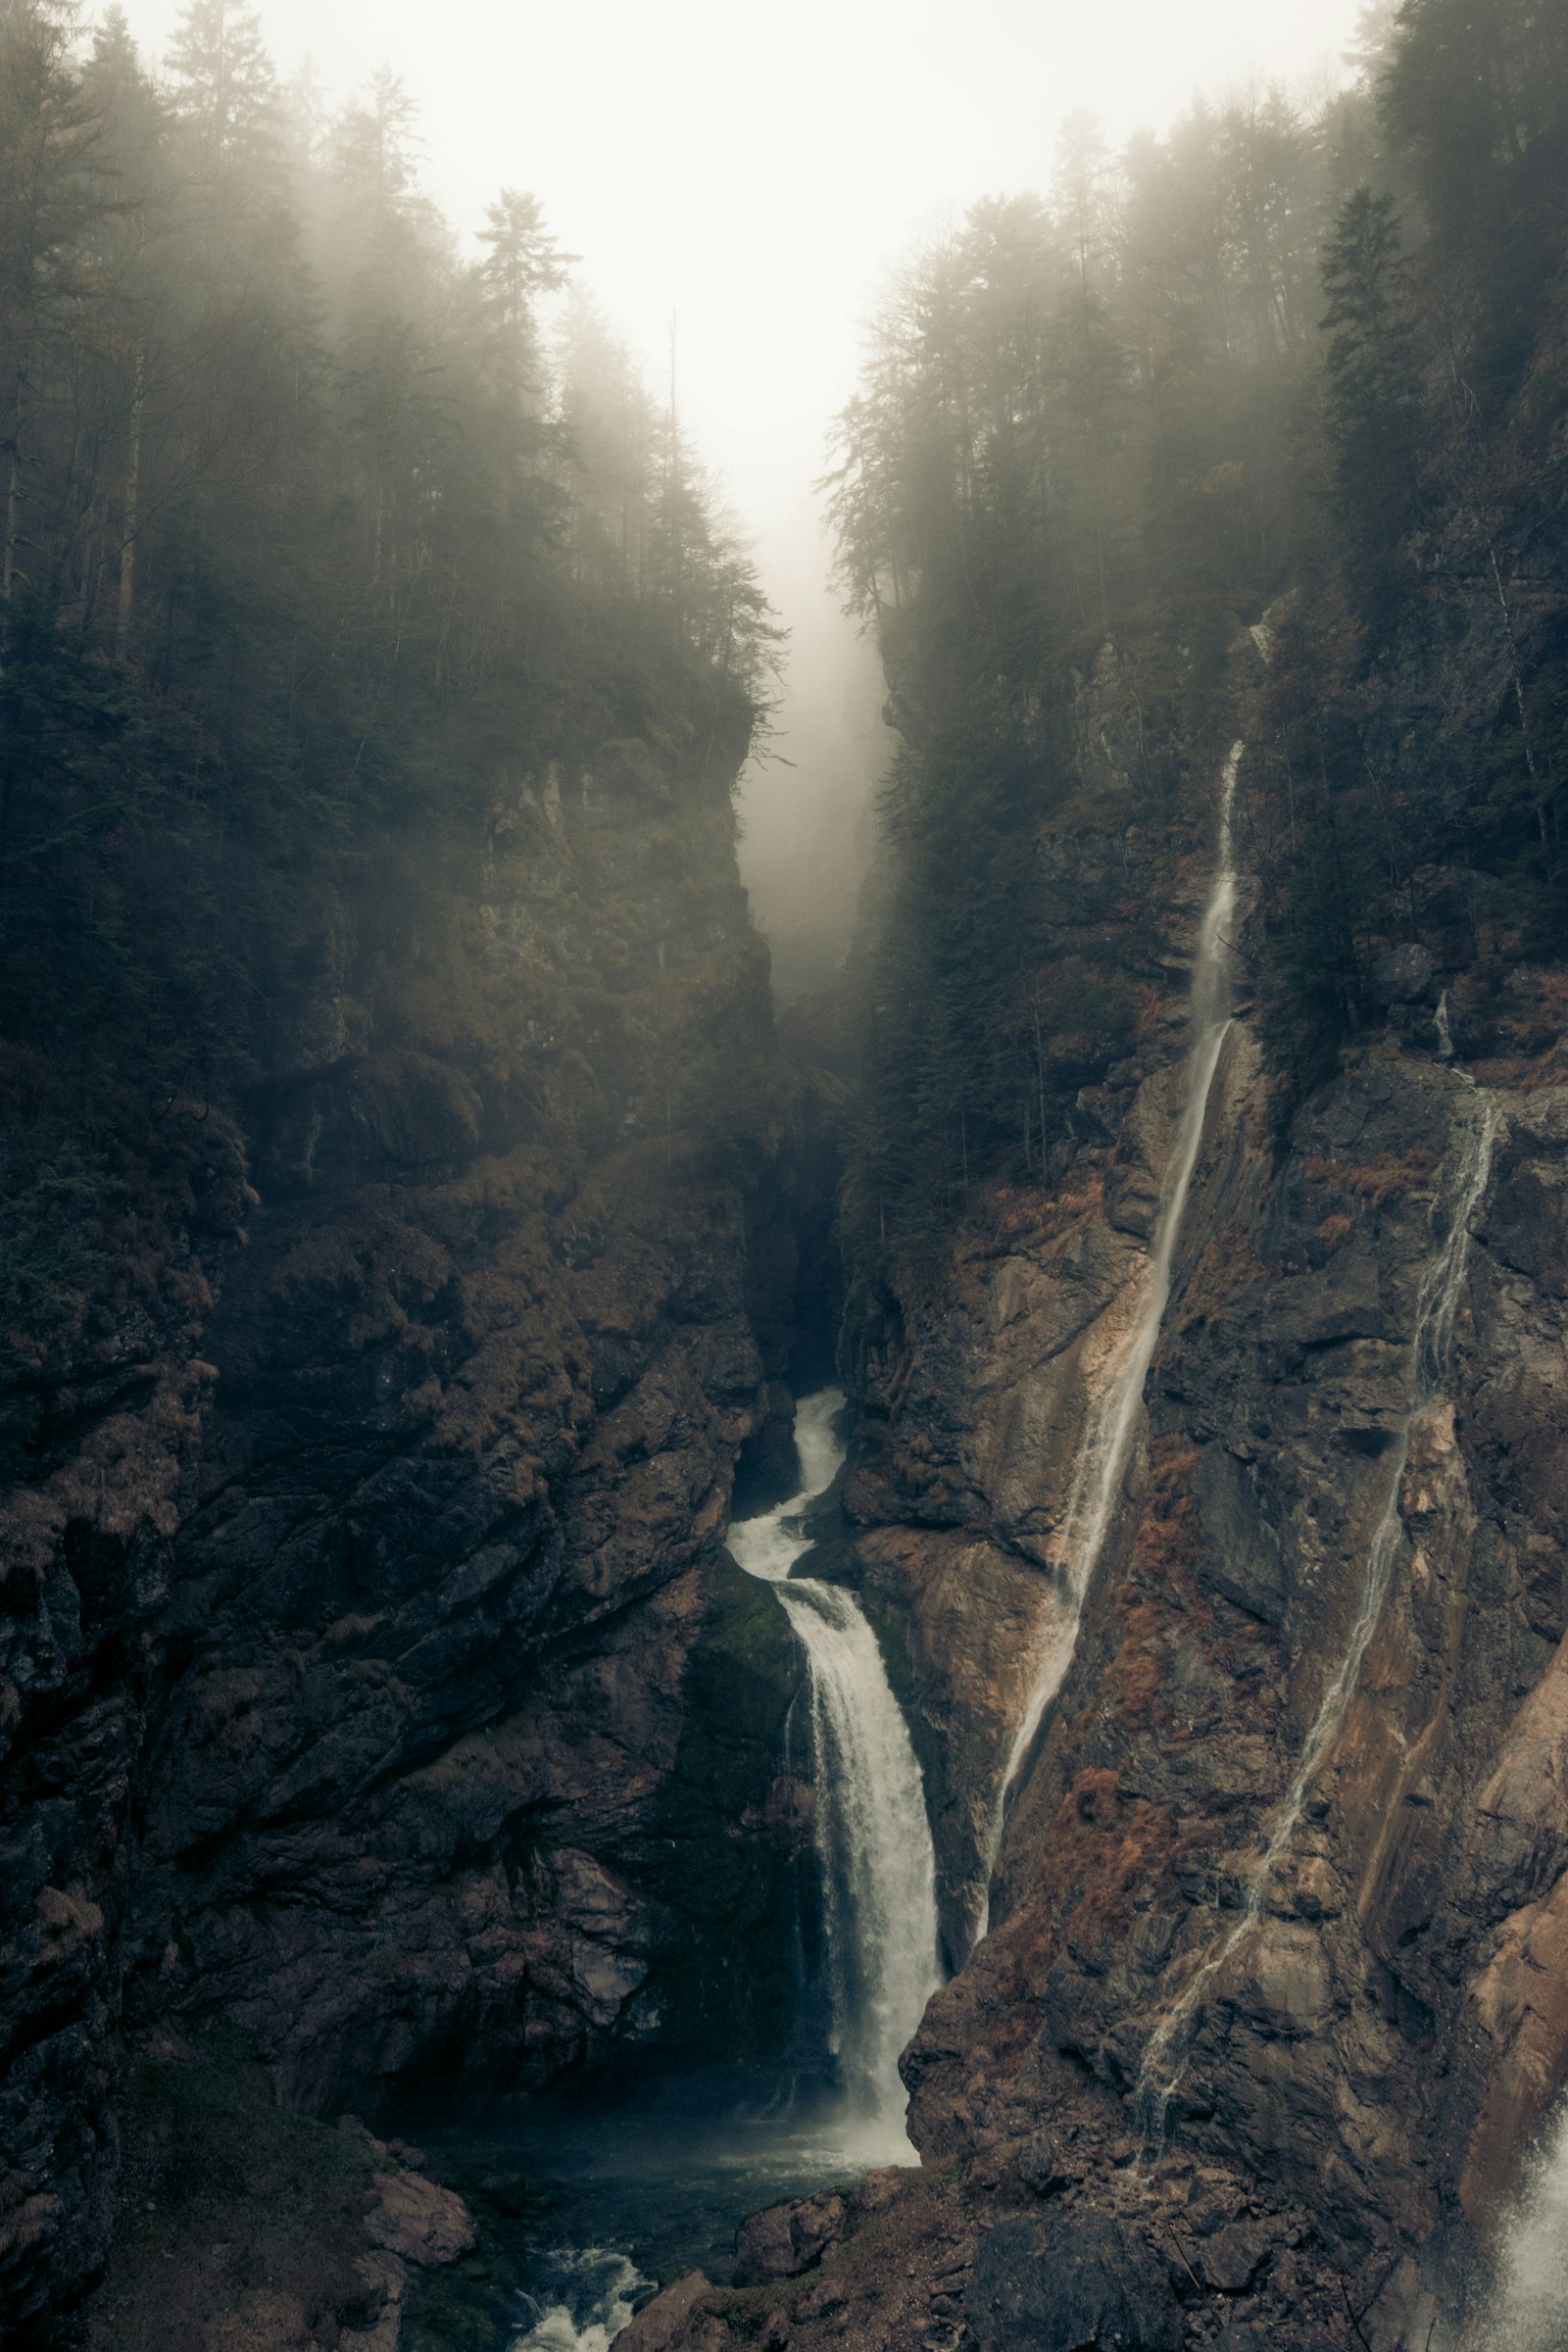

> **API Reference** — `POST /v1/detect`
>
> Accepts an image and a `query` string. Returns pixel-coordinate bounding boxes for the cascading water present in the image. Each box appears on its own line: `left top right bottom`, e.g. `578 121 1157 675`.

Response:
979 744 1244 1913
1470 2096 1568 2351
1133 1086 1499 2146
513 2251 652 2352
728 1389 943 2156
485 1396 940 2350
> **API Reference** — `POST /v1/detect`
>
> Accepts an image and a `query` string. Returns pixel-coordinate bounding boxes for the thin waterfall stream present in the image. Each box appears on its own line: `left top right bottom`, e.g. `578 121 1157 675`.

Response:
1133 1085 1499 2145
979 742 1244 1923
728 1388 944 2157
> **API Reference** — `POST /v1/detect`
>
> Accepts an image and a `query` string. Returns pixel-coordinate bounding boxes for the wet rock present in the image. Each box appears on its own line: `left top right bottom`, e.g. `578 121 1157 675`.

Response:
732 2204 799 2284
367 2169 476 2267
965 2211 1183 2352
616 2271 727 2352
0 709 834 2329
340 2250 407 2352
855 952 1568 2312
853 2164 918 2216
733 2191 848 2284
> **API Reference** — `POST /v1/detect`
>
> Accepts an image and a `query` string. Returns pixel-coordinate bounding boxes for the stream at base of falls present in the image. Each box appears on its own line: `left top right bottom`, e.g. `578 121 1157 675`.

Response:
413 2087 908 2352
405 1390 940 2352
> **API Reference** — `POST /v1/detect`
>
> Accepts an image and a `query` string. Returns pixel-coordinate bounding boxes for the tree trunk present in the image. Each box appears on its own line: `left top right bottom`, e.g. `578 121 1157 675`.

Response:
116 343 145 662
3 368 24 604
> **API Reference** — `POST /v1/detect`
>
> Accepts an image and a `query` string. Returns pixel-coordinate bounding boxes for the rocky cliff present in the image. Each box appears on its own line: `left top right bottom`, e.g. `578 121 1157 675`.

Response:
627 658 1568 2352
0 710 832 2336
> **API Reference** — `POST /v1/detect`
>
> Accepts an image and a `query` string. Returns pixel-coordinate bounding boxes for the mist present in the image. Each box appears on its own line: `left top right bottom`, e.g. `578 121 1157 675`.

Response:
110 0 1362 993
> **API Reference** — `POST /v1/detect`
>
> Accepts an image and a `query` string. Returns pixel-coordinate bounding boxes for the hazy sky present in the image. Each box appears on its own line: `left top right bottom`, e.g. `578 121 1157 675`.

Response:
118 0 1363 531
118 0 1365 984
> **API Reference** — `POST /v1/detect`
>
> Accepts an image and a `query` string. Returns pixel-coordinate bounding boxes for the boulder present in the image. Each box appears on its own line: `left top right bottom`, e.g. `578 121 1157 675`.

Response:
614 2272 726 2352
1370 944 1436 1005
367 2169 476 2267
732 2190 847 2285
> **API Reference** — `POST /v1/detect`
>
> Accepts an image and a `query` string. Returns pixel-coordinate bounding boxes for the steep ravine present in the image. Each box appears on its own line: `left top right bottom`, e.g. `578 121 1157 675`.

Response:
0 712 843 2339
12 649 1568 2352
626 709 1568 2352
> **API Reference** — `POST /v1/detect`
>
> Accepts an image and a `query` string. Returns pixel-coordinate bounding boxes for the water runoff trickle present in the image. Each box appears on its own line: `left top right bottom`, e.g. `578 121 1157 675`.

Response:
978 743 1244 1926
728 1388 944 2160
1133 1084 1498 2148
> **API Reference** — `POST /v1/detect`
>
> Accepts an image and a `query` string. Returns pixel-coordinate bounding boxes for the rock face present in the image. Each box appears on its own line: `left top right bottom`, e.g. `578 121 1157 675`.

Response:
853 842 1568 2340
884 1047 1568 2277
0 721 831 2331
628 765 1568 2352
966 2209 1183 2352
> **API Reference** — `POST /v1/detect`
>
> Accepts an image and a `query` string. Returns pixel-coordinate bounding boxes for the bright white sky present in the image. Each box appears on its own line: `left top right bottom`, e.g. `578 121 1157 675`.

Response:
117 0 1364 983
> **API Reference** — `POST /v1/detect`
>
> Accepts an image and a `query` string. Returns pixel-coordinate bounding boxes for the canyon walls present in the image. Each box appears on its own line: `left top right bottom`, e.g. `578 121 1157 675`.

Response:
0 707 836 2333
628 648 1568 2352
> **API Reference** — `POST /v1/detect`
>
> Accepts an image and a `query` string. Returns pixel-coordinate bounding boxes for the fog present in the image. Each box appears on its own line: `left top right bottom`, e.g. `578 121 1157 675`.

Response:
120 0 1364 996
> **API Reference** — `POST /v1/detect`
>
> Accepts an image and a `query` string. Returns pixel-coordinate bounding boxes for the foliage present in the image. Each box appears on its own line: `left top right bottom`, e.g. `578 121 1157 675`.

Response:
833 0 1568 1250
0 0 778 1145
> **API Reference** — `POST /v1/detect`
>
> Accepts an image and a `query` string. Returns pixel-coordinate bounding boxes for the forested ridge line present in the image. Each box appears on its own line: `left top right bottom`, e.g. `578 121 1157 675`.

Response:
0 0 779 1353
827 0 1568 1260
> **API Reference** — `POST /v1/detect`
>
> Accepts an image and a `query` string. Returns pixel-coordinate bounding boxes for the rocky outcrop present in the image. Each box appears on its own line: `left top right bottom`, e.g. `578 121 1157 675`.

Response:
0 717 832 2335
882 1044 1568 2298
74 2041 477 2352
636 735 1568 2352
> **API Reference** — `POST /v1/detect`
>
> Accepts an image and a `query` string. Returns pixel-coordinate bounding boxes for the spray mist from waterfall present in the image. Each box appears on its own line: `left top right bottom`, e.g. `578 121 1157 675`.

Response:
977 743 1244 1929
728 1390 942 2159
1133 1085 1498 2147
1471 2096 1568 2352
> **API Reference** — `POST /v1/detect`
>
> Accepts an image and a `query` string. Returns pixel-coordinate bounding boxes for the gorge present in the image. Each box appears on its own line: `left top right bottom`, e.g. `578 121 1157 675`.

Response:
7 0 1568 2348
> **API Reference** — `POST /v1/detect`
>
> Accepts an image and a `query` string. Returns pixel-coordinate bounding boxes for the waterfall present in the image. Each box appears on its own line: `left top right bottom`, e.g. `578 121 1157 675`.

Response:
1134 1087 1499 2145
1471 2096 1568 2351
728 1390 943 2154
981 744 1243 1905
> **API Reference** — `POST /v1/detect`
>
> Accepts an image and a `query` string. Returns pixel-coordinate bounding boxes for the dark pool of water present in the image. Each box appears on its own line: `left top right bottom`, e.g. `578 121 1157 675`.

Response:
401 2081 916 2350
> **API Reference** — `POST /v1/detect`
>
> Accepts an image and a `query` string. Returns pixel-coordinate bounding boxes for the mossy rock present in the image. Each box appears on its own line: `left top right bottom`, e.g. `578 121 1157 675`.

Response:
81 2037 379 2351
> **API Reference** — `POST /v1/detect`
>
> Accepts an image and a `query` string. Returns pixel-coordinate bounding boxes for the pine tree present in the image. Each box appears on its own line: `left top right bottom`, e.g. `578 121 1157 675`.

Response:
167 0 275 163
0 0 105 605
1320 185 1425 630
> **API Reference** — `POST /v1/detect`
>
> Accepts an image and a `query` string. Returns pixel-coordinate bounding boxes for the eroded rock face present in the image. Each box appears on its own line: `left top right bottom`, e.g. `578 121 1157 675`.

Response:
0 725 829 2329
844 991 1568 2336
622 849 1568 2352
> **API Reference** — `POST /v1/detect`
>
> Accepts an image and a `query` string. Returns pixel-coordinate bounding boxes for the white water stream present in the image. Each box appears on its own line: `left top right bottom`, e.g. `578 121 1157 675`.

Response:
981 744 1243 1912
728 1389 943 2158
1470 2095 1568 2351
1134 1086 1498 2143
513 2250 651 2352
